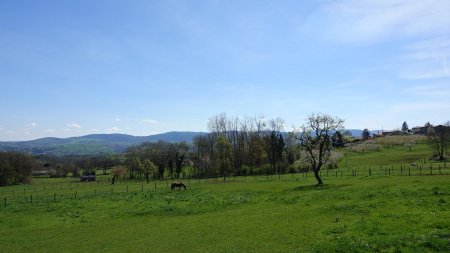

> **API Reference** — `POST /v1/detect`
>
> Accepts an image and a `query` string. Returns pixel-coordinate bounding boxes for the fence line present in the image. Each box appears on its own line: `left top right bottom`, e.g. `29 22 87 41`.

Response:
1 163 449 206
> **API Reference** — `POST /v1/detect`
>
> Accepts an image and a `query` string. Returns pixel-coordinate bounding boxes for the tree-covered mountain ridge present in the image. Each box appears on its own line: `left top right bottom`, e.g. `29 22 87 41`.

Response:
0 132 206 156
0 130 368 156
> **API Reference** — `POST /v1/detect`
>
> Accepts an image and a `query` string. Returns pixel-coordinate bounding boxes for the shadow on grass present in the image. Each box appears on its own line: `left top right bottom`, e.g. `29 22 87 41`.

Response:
290 183 351 192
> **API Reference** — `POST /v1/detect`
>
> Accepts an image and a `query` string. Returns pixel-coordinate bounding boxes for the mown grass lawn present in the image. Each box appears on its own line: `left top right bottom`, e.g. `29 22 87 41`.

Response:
1 174 449 252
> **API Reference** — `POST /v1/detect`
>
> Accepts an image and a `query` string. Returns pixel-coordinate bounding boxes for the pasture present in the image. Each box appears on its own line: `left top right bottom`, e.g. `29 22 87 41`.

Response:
1 173 449 252
1 142 449 252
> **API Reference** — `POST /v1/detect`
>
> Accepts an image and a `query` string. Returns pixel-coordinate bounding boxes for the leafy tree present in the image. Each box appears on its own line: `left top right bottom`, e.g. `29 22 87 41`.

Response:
293 114 344 185
174 142 189 179
142 159 156 183
0 152 37 186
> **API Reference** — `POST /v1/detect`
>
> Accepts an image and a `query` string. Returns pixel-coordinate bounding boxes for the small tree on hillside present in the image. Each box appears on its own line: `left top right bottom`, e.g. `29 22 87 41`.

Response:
292 114 344 185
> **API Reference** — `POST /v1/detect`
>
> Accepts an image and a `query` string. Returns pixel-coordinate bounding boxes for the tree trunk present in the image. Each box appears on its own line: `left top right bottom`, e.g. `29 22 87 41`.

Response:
112 175 116 185
313 169 323 185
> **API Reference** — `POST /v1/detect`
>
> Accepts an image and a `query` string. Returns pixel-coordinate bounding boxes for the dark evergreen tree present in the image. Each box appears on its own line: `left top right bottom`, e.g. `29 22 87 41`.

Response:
331 131 345 147
402 121 409 132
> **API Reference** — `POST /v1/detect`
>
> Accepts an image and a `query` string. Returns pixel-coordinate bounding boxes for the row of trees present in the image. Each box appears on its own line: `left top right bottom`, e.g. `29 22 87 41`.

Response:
35 155 122 178
5 116 445 187
123 141 189 182
120 115 291 181
121 113 344 185
121 116 448 185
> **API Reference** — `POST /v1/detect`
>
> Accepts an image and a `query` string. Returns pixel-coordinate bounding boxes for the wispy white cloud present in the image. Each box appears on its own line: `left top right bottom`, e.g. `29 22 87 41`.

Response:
142 119 159 124
66 123 82 129
44 129 56 133
399 37 450 80
29 122 37 127
404 84 450 97
115 118 121 122
319 0 450 43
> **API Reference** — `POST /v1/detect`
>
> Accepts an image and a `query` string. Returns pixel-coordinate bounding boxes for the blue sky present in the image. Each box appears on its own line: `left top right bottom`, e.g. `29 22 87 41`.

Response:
1 0 449 141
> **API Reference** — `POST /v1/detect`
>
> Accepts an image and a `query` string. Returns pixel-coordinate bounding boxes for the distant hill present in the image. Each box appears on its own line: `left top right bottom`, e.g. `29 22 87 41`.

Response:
0 129 373 156
0 132 206 156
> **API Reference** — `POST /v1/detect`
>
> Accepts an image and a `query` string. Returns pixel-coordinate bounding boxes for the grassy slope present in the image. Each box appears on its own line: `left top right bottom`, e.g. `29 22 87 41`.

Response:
339 143 432 168
1 142 449 252
1 175 449 253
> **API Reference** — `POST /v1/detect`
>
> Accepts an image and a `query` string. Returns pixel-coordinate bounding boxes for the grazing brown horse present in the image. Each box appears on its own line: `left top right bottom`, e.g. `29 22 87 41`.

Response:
171 182 186 191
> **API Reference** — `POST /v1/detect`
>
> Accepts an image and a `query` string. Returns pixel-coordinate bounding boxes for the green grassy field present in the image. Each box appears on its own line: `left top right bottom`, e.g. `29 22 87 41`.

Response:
1 143 449 252
1 174 449 253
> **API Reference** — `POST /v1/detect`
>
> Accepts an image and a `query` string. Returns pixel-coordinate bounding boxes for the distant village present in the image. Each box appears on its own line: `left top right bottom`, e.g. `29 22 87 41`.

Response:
373 123 447 138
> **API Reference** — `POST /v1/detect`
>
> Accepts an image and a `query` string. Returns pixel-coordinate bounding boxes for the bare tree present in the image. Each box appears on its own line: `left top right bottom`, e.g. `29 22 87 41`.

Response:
427 121 450 161
293 114 344 185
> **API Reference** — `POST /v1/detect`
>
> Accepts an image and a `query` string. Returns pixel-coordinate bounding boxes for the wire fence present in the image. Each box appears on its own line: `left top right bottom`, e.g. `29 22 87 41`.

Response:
1 162 449 207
